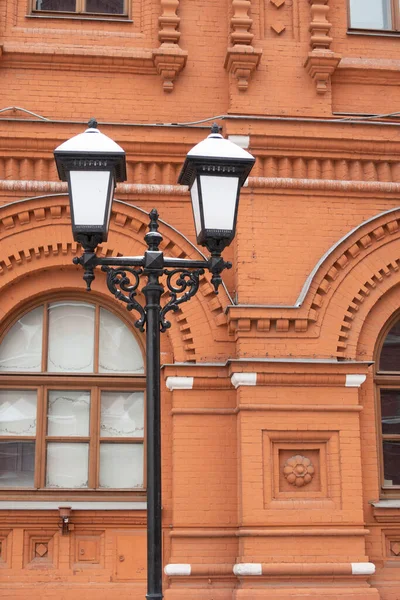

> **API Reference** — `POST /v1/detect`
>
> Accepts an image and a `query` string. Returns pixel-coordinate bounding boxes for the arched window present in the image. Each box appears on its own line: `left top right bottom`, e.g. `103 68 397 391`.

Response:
377 316 400 492
0 300 145 496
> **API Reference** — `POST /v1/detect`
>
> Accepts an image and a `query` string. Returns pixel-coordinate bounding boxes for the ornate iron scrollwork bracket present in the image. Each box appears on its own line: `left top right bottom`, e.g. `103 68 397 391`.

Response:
102 265 146 331
160 267 204 332
73 209 232 331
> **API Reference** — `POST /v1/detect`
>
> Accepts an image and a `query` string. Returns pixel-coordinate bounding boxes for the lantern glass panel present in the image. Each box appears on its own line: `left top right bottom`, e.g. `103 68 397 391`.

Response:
70 170 112 229
199 174 239 232
190 178 202 237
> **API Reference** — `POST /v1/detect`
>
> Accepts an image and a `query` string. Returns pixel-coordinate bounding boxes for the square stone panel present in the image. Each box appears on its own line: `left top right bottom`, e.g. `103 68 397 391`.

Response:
0 530 12 568
384 531 400 559
114 531 146 582
263 430 341 509
23 530 58 569
72 532 104 567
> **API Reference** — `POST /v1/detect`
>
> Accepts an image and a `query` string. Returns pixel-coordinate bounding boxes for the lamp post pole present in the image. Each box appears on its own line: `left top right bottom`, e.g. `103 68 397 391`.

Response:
54 122 255 600
143 219 164 600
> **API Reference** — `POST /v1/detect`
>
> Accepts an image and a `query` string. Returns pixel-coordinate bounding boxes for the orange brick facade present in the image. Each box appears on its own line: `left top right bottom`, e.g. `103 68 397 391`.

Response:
0 0 400 599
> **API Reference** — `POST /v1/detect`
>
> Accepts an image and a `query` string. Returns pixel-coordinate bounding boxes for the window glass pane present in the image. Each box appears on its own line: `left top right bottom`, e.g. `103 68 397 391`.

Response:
85 0 125 13
47 390 90 437
46 443 89 488
0 307 43 372
349 0 392 30
383 440 400 485
0 390 37 436
0 441 35 487
100 391 144 438
35 0 76 10
99 309 144 374
380 320 400 371
99 443 143 488
48 302 95 373
381 389 400 434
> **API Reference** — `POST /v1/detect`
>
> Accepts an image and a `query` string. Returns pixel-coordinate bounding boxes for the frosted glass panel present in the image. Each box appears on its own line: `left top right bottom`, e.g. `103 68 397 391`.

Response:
46 443 88 488
349 0 391 29
100 392 144 438
48 302 95 372
0 441 35 487
99 443 143 488
190 178 202 237
99 309 144 373
200 175 239 231
70 171 110 227
0 307 43 372
47 390 90 436
0 390 37 436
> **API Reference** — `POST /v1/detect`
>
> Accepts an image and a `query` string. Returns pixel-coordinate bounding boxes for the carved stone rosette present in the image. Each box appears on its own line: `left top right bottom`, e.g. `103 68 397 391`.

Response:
283 455 315 487
152 0 188 92
304 0 341 94
224 0 262 91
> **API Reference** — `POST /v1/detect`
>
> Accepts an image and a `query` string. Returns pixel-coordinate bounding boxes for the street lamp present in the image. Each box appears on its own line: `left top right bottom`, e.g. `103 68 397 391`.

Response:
54 120 255 600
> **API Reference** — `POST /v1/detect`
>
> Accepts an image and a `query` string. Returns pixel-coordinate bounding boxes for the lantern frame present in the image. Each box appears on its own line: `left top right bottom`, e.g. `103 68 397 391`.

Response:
54 123 126 245
178 128 255 253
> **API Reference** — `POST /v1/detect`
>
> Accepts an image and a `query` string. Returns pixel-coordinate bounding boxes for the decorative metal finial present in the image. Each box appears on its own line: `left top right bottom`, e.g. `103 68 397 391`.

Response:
88 118 98 129
144 208 163 252
211 122 220 134
149 209 160 232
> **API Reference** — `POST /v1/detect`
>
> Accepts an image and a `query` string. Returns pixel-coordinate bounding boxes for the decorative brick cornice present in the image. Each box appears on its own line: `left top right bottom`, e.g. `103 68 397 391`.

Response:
0 34 188 92
224 0 262 91
304 0 341 94
0 42 156 75
152 0 188 92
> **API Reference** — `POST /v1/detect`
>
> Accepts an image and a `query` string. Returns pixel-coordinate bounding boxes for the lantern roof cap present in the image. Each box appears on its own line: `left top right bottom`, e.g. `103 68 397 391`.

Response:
186 131 254 161
54 127 125 155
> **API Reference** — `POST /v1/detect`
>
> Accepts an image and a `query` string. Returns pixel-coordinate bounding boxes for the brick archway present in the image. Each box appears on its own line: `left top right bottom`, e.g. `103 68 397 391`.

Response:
0 195 234 363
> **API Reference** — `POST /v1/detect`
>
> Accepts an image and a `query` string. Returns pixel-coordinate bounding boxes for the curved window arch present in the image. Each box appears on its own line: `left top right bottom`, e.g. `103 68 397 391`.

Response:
376 314 400 492
0 300 145 496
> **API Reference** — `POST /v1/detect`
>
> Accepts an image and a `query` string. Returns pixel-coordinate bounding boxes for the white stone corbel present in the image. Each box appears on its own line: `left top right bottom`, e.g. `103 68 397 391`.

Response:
164 564 192 576
165 377 194 390
233 563 262 576
345 374 366 388
231 373 257 388
351 562 375 575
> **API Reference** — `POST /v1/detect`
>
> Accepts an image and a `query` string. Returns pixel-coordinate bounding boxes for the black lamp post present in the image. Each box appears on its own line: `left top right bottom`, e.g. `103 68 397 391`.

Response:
54 120 255 600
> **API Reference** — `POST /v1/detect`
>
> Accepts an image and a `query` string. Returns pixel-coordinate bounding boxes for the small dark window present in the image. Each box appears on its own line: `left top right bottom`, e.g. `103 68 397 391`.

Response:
34 0 126 16
377 317 400 491
379 320 400 371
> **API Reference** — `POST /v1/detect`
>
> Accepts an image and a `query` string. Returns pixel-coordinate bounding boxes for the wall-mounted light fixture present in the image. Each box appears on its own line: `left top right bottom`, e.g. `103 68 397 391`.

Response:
58 506 73 535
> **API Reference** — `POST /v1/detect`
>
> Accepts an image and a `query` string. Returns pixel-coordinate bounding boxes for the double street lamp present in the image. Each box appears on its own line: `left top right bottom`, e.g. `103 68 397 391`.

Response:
54 120 255 600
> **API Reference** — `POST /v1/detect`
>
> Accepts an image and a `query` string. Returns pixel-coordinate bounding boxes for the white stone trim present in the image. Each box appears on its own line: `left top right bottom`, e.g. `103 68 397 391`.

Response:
371 499 400 508
166 377 194 390
351 562 375 575
231 373 257 389
345 374 366 387
233 563 262 576
228 135 250 149
164 564 191 576
0 501 147 511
